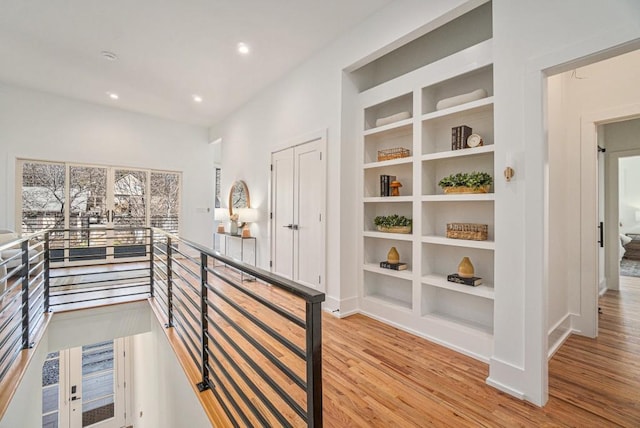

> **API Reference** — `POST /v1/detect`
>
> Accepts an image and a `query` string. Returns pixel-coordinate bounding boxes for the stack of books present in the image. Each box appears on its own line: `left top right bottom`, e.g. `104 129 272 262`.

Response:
447 273 482 286
451 125 472 150
379 175 396 196
380 261 408 271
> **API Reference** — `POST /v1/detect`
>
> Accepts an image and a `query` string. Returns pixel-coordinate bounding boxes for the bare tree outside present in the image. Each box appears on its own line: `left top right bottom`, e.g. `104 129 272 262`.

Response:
20 161 181 252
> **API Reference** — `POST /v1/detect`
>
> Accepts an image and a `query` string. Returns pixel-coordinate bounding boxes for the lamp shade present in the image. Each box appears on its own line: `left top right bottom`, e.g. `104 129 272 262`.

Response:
214 208 228 221
237 208 259 223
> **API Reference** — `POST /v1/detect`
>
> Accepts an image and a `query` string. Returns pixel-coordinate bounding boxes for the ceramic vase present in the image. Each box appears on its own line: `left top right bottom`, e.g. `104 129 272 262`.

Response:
387 246 400 264
457 256 474 278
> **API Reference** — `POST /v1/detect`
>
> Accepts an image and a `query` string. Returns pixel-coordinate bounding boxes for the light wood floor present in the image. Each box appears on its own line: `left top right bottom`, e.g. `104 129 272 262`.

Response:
320 278 640 427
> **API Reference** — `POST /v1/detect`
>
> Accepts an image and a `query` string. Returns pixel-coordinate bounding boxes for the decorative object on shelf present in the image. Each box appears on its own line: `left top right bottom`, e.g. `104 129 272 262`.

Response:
237 207 259 238
377 147 410 162
438 171 493 194
447 223 488 241
436 88 488 111
467 133 484 148
390 180 402 196
229 213 239 235
451 125 472 150
374 214 412 234
380 261 408 271
387 246 400 264
375 111 412 128
447 273 483 286
214 208 228 233
379 174 396 196
457 256 475 278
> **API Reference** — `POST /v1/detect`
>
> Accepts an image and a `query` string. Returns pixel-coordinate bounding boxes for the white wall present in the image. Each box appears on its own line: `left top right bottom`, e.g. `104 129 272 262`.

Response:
209 0 468 310
209 0 640 407
491 0 640 405
546 74 570 338
0 83 214 247
618 155 640 235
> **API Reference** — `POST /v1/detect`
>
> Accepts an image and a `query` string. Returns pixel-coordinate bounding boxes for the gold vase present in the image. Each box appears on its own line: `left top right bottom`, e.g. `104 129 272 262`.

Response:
387 247 400 264
457 257 474 278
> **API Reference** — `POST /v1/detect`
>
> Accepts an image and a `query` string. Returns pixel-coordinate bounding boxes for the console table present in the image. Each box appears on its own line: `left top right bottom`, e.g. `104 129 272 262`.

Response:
213 232 257 266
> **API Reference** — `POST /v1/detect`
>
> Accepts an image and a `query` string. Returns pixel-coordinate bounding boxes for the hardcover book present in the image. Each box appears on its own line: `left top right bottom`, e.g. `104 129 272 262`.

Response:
380 261 408 270
447 273 482 286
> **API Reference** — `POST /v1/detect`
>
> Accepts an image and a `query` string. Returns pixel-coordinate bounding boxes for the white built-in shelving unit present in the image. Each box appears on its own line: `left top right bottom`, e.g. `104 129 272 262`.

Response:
357 38 496 361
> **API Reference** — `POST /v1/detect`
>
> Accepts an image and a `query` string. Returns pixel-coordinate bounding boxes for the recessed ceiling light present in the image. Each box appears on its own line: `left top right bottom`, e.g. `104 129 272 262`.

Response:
192 94 203 103
237 42 250 55
101 51 118 61
107 92 119 100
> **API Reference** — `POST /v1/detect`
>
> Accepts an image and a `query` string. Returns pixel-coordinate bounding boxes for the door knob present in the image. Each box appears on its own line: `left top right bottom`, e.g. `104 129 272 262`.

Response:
283 224 293 229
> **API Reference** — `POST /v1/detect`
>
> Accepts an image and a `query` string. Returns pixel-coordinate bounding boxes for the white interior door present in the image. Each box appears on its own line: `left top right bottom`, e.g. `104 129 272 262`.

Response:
271 137 325 290
50 339 128 428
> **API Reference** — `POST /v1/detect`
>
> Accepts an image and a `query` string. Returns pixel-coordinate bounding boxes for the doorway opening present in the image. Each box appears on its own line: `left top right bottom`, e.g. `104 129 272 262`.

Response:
617 154 640 278
42 338 129 428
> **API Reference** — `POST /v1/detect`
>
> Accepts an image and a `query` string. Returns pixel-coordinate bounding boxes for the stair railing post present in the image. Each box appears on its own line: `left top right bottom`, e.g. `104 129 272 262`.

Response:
21 240 31 349
44 232 50 313
149 228 155 297
166 236 173 328
197 252 211 392
306 300 323 427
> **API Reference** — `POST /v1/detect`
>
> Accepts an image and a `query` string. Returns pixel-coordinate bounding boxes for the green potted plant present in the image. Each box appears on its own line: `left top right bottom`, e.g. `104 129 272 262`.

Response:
438 171 492 194
374 214 412 234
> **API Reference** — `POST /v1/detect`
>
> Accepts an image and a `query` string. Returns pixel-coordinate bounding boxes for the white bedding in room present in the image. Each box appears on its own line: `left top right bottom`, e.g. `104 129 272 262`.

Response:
620 234 632 261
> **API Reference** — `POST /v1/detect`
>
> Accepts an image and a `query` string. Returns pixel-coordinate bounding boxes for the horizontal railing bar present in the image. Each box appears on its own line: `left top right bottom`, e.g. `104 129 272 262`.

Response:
48 291 148 307
168 269 200 297
28 264 45 282
49 266 149 279
0 339 22 382
208 365 246 428
206 304 305 390
207 350 268 426
0 318 21 351
207 320 304 422
29 311 45 335
0 323 22 360
170 292 201 331
0 305 20 335
207 268 305 328
153 228 324 303
170 246 202 266
28 286 44 307
170 316 202 371
49 275 149 288
170 257 200 282
209 286 305 360
50 284 149 297
205 343 296 427
152 246 168 257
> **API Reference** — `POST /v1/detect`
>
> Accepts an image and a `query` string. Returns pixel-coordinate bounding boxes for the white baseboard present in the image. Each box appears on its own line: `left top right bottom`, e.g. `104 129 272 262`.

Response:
322 295 358 318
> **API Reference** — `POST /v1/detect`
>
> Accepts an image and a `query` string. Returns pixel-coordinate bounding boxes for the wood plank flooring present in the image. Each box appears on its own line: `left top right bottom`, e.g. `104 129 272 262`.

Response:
321 277 640 427
156 269 640 427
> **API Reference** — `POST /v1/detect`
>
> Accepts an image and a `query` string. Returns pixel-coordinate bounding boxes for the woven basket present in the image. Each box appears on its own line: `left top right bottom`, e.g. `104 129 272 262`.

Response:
446 223 488 241
442 185 490 194
377 147 410 162
377 225 412 234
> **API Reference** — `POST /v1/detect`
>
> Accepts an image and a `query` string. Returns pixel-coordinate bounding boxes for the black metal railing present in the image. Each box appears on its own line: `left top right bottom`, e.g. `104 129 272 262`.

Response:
0 227 325 426
0 233 47 382
151 229 325 427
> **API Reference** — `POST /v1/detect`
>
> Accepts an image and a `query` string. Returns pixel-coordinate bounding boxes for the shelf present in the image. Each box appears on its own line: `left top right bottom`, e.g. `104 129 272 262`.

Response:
421 145 494 161
422 194 494 202
422 235 495 250
421 274 494 300
363 156 413 169
363 231 414 241
364 196 413 203
423 311 493 336
364 263 413 280
363 118 413 136
364 294 413 311
422 96 494 122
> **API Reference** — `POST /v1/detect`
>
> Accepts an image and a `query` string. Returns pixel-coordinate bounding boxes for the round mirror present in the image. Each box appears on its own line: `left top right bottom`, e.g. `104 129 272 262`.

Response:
228 180 250 216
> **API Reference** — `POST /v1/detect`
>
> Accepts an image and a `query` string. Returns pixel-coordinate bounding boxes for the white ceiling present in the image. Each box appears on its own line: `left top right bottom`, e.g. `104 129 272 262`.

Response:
0 0 394 127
